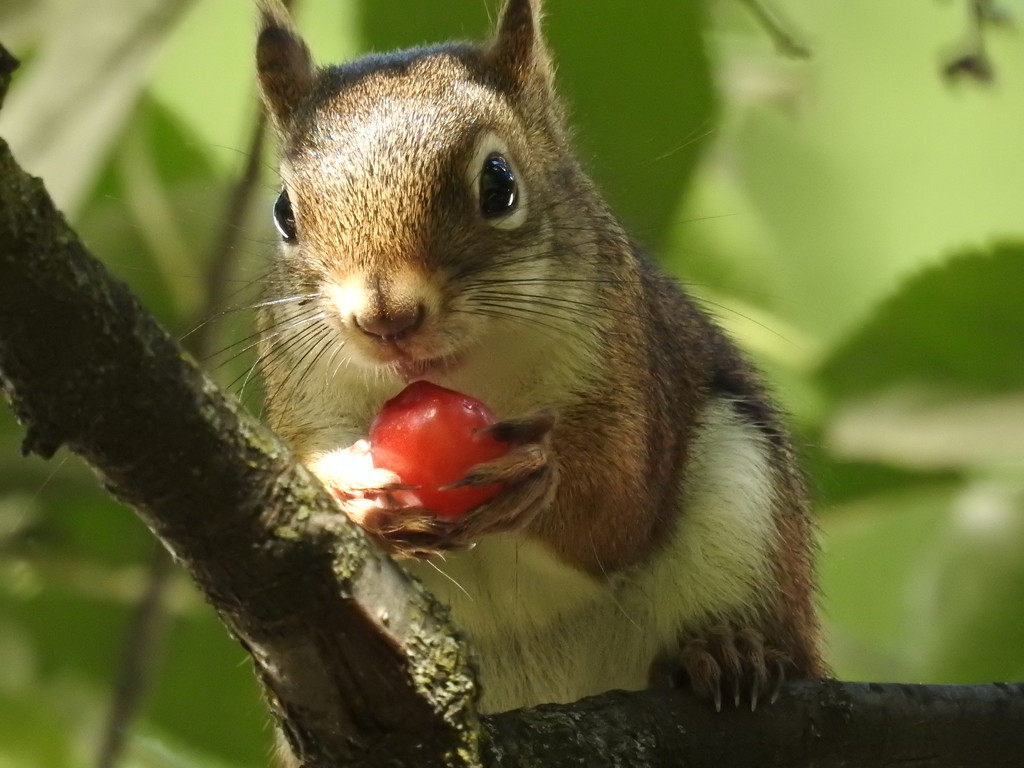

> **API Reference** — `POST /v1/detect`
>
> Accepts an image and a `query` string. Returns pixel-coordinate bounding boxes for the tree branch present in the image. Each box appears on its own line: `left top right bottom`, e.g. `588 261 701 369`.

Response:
97 38 278 768
484 682 1024 767
1 42 1022 768
0 47 479 768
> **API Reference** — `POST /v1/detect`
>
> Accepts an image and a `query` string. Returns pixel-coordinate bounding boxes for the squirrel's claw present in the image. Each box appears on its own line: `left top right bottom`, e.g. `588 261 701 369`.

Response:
678 636 723 710
675 625 791 712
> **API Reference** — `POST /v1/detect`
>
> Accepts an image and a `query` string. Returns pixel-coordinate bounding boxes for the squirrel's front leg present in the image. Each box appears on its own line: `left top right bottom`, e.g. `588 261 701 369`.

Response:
310 410 557 557
433 409 558 549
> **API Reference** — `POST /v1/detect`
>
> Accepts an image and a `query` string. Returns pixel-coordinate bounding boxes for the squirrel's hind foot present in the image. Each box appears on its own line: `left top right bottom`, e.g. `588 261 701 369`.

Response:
673 625 790 712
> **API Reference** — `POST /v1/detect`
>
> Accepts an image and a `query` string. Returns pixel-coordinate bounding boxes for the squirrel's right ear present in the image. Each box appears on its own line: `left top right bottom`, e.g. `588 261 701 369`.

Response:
256 0 314 129
487 0 554 92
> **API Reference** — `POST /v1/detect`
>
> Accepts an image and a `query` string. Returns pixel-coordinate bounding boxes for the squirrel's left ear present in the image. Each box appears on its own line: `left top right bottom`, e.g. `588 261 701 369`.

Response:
487 0 554 92
256 0 314 131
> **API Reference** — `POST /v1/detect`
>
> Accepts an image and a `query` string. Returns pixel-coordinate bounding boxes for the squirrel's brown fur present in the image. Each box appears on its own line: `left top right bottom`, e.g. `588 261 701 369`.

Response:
255 0 824 744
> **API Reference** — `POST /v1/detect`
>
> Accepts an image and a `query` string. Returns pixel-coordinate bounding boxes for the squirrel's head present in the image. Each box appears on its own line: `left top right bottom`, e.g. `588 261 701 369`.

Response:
254 0 601 397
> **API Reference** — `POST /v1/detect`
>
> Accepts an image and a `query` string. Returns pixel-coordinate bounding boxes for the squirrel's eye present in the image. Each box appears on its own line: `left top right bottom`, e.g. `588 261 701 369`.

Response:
479 153 517 219
273 189 297 243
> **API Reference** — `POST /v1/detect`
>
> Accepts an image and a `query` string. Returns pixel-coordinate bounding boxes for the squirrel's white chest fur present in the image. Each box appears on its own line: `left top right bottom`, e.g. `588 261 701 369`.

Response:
406 398 779 713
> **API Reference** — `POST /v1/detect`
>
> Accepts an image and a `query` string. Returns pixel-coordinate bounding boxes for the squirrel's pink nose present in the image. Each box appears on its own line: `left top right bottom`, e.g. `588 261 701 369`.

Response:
352 304 424 340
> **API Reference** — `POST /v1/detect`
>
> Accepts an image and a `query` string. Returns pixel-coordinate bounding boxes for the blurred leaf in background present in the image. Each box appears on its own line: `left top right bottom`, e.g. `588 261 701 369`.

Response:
0 0 1022 765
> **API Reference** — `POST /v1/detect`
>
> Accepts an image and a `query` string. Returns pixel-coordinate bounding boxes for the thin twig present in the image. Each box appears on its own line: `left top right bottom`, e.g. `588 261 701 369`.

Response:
92 44 273 768
190 109 269 356
942 0 1012 82
737 0 812 59
93 545 174 768
0 47 18 109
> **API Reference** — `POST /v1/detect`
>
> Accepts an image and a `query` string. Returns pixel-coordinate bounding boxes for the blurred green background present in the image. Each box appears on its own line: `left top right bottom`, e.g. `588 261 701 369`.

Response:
0 0 1022 765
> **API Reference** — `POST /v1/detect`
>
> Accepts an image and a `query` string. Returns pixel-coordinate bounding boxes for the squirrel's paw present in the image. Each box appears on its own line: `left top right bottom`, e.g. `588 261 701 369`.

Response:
309 441 440 553
675 625 790 712
435 408 557 545
310 411 556 557
377 409 558 556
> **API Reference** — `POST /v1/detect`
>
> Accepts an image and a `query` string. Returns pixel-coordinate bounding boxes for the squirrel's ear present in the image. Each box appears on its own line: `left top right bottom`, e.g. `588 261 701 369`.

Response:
256 0 314 129
487 0 553 91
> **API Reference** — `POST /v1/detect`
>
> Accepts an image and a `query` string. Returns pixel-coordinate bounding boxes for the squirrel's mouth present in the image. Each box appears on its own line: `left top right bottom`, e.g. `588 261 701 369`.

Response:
341 314 477 383
345 332 468 382
393 351 465 383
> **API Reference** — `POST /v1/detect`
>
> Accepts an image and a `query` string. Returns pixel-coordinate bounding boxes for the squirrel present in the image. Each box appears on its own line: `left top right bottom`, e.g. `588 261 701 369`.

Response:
254 0 825 721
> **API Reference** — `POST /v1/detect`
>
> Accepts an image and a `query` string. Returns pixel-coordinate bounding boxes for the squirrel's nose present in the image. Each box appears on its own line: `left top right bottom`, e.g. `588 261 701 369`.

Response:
352 304 425 340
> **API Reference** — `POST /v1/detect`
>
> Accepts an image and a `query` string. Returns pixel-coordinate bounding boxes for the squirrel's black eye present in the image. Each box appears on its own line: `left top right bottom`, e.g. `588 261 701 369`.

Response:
273 189 297 243
479 153 517 219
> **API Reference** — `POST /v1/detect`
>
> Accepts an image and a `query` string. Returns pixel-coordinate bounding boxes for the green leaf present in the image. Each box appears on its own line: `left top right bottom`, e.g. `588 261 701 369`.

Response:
904 480 1024 682
0 690 75 768
124 729 251 768
545 1 716 249
820 485 956 681
825 388 1024 471
820 244 1024 397
150 0 360 178
801 440 958 506
0 0 194 215
145 609 272 766
78 95 228 327
821 478 1024 684
678 0 1024 347
360 0 489 47
0 0 46 52
0 566 268 766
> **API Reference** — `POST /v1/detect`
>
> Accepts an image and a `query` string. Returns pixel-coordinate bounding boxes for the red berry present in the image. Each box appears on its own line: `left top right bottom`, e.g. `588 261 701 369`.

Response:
369 381 508 518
